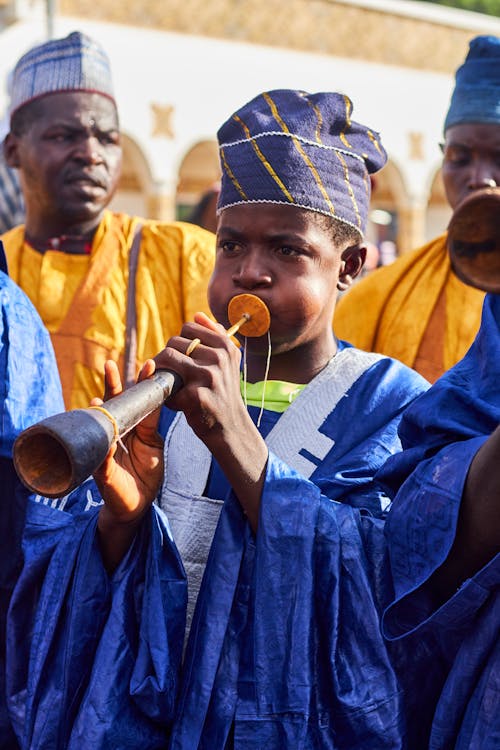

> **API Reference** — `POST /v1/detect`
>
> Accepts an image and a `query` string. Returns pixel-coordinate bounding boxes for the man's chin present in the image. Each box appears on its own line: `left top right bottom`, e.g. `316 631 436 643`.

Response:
58 202 111 231
62 193 113 216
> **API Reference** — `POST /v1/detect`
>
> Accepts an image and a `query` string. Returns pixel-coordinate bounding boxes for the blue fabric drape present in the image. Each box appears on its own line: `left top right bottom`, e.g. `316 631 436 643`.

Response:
0 270 64 457
7 350 429 748
8 485 186 749
379 294 500 749
168 356 428 748
170 458 408 749
0 269 64 748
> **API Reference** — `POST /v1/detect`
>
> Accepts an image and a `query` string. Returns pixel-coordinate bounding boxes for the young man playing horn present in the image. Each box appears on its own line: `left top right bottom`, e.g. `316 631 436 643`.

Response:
8 91 435 748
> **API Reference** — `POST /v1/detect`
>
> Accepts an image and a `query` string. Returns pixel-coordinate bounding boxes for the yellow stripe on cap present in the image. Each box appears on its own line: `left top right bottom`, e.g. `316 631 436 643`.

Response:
367 129 384 156
220 147 248 201
233 114 295 203
339 95 353 149
263 92 335 215
334 150 362 229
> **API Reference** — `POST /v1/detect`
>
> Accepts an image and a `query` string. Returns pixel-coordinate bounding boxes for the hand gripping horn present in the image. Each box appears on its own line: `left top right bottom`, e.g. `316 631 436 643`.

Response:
13 294 270 498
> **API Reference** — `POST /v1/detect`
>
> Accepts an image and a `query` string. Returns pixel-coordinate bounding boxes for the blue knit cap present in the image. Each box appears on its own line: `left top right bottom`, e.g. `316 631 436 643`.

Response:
9 31 115 120
444 35 500 132
217 90 387 235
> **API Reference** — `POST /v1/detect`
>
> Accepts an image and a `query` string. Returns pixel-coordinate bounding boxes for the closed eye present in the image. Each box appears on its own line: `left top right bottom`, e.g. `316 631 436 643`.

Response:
98 130 120 146
46 131 75 143
443 146 471 166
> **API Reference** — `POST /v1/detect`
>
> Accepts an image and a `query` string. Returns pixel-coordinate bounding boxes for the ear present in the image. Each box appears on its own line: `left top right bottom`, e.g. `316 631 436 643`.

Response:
337 245 367 291
4 133 21 169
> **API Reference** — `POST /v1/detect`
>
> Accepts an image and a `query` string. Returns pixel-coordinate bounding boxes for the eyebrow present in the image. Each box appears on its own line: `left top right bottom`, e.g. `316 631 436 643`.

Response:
217 225 245 239
444 138 500 150
45 115 118 129
442 140 470 149
218 225 309 243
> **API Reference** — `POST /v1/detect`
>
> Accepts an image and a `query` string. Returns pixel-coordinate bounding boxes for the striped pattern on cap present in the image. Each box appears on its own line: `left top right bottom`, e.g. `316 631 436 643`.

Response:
217 90 387 235
444 35 500 132
10 31 115 119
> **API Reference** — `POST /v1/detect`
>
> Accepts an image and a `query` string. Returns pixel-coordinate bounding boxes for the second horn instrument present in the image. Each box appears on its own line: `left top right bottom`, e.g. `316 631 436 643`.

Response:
13 294 270 499
447 187 500 294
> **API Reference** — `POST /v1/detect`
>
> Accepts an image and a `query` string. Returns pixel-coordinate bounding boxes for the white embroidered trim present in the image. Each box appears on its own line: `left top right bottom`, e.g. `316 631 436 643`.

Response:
219 130 365 163
216 198 363 234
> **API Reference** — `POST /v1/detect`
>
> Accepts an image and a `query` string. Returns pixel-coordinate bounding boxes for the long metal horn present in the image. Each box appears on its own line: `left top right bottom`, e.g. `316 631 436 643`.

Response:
447 187 500 294
13 294 270 498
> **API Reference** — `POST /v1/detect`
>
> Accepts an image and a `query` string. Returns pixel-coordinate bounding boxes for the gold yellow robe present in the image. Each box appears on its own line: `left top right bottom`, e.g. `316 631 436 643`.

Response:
3 212 215 408
333 233 485 382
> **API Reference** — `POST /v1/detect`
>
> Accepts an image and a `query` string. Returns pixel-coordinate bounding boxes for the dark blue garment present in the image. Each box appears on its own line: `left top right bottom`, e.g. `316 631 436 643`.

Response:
0 270 64 457
0 241 7 275
8 350 428 749
167 354 429 748
171 461 407 749
0 459 27 750
379 294 500 749
0 270 64 749
7 484 187 749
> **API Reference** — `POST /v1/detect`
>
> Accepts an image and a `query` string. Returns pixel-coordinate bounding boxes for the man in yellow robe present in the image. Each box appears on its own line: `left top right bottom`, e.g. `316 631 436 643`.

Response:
334 35 499 383
2 32 215 409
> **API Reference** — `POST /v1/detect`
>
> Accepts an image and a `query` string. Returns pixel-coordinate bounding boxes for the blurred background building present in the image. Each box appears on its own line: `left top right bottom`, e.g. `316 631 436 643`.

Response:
0 0 499 255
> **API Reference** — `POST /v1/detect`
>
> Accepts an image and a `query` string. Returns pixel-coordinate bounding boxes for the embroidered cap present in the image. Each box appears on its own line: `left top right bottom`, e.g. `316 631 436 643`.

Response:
9 31 115 119
217 89 387 235
444 35 500 132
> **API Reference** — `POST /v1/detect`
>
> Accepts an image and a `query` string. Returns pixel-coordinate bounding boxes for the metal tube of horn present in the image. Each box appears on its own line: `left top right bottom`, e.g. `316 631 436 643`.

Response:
447 187 500 294
13 370 182 498
13 293 271 499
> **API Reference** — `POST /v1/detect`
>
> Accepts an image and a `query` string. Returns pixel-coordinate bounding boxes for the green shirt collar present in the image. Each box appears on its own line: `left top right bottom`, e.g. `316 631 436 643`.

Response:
240 375 305 413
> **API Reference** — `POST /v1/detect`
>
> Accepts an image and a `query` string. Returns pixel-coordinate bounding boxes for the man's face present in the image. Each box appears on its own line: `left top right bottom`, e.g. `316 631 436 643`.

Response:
441 123 500 210
208 203 346 360
6 91 122 232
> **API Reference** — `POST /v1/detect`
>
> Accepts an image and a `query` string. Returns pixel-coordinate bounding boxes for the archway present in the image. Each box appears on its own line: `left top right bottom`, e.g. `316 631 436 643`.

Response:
176 140 220 226
367 159 408 262
109 133 155 218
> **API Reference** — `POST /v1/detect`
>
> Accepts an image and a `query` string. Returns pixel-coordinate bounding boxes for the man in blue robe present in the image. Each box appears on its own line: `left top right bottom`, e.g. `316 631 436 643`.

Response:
375 41 500 747
0 241 64 748
379 292 500 749
7 91 431 749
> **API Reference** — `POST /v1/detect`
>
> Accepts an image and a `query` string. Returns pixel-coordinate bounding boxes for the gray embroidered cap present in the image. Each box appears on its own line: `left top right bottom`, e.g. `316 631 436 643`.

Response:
9 31 115 119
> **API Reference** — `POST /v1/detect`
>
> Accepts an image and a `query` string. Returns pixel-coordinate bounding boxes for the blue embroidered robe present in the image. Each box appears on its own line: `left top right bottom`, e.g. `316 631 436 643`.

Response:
379 293 500 749
0 266 64 749
7 348 428 749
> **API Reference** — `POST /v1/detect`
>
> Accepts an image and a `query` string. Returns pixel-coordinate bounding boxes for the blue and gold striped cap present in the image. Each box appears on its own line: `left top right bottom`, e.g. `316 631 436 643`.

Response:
217 90 387 235
10 31 115 119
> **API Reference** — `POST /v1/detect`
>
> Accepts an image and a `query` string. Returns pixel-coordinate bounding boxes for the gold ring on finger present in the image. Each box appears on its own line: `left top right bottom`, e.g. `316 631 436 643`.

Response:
185 338 201 357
